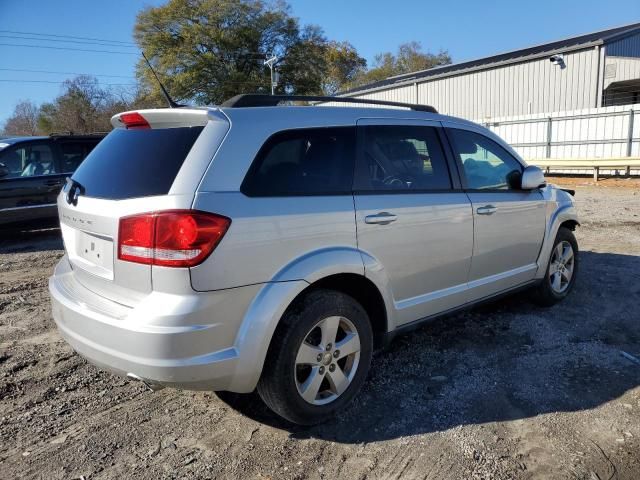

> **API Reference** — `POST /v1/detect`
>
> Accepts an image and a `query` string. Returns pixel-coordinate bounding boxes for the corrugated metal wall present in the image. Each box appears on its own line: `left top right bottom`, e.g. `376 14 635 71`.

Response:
348 48 601 120
344 84 417 106
607 32 640 57
604 57 640 88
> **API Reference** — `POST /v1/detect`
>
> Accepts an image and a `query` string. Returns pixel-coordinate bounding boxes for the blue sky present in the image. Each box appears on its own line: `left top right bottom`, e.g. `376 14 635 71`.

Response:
1 0 639 123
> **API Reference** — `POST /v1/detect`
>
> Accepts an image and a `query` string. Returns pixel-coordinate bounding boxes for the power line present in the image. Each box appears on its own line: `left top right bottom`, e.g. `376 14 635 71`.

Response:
0 42 271 58
0 68 135 79
0 78 272 87
0 29 136 46
0 34 138 48
0 79 138 86
0 43 138 55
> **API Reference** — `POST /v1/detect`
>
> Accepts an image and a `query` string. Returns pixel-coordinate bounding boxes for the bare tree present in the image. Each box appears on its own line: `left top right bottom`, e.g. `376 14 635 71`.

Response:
37 76 155 134
2 101 41 136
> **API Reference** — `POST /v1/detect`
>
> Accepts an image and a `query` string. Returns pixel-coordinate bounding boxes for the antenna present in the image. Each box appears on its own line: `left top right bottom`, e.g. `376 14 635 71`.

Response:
141 51 183 108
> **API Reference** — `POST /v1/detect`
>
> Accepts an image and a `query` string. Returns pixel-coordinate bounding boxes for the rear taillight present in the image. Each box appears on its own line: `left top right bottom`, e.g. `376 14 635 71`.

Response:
118 210 230 267
119 112 150 130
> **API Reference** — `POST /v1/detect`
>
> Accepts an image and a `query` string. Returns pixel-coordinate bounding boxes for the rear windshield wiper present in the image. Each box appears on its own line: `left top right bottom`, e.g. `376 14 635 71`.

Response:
64 178 85 205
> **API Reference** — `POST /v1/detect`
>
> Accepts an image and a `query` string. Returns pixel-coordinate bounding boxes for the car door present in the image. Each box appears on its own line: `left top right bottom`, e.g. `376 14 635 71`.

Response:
0 141 66 225
444 124 546 301
354 119 473 326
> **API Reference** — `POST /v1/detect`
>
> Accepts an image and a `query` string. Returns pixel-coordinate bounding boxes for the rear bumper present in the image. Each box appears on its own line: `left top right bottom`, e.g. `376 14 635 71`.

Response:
49 256 261 391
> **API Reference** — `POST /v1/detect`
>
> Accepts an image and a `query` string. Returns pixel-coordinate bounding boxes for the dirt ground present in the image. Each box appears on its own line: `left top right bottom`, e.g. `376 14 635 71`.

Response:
1 183 639 480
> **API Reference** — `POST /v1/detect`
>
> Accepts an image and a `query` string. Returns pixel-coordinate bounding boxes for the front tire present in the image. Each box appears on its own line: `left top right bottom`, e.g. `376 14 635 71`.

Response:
257 289 373 425
532 227 579 306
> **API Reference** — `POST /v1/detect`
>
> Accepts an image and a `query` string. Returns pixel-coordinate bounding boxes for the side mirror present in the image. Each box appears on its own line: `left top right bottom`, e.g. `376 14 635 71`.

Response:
521 165 546 190
0 163 9 178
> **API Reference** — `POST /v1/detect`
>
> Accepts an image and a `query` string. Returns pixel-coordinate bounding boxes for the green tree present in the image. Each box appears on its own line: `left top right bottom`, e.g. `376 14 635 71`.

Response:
321 41 366 95
353 41 451 87
134 0 366 103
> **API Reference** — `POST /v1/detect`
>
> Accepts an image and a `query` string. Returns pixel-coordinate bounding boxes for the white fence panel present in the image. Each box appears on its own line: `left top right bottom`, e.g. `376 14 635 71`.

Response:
477 104 640 174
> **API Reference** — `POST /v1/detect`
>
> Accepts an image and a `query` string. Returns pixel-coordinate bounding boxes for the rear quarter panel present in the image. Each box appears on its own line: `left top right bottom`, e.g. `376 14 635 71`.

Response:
189 192 358 291
191 107 363 291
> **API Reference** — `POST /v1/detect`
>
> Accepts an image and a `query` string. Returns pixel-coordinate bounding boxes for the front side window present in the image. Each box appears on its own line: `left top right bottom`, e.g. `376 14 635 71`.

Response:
0 143 56 178
242 127 356 196
448 129 523 190
359 125 451 191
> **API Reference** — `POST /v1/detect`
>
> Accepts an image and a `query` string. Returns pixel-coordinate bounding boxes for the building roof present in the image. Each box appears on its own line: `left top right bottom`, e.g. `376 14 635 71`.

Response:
342 22 640 96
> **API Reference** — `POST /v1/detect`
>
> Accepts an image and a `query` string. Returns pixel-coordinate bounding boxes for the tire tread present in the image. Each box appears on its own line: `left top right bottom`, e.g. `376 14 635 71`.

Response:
257 289 372 425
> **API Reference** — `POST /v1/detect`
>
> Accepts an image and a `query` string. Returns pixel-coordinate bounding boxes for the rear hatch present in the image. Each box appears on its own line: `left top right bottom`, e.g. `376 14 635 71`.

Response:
58 108 229 305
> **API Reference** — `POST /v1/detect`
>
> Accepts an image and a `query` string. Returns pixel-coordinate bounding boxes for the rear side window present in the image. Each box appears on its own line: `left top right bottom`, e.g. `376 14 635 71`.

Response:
59 141 98 173
242 127 356 196
71 126 203 200
358 125 451 191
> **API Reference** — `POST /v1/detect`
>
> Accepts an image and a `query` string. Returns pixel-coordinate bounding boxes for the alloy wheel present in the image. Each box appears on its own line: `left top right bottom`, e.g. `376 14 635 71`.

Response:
549 240 575 294
294 316 361 405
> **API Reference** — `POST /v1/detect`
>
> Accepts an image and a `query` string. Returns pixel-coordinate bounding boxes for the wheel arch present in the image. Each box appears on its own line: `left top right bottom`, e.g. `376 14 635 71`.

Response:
560 219 579 231
268 245 394 344
228 248 392 393
295 273 389 348
535 203 579 279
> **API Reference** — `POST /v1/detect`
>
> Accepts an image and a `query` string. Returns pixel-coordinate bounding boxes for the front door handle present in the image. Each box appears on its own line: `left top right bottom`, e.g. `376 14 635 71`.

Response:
476 205 498 215
364 212 398 225
45 179 64 187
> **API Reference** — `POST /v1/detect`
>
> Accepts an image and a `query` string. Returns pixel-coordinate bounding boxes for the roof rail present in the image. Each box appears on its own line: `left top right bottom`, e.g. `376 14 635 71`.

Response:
221 94 437 113
49 131 108 137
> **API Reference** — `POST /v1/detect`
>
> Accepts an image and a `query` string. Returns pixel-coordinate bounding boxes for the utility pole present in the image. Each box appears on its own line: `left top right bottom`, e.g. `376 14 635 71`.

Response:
264 55 278 95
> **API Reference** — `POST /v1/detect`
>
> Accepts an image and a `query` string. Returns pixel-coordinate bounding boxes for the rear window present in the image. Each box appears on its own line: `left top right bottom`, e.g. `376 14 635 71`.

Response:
241 127 356 196
70 126 203 200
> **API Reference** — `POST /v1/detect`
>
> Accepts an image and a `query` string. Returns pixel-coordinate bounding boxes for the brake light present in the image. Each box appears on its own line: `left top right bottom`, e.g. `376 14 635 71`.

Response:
118 210 231 267
120 112 150 130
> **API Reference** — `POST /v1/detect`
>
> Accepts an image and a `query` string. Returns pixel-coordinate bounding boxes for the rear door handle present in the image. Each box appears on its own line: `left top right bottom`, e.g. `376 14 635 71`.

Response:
476 205 497 215
364 212 398 225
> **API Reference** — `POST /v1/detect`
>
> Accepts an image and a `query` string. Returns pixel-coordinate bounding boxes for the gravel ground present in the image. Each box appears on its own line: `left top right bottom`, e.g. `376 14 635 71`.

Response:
1 183 639 480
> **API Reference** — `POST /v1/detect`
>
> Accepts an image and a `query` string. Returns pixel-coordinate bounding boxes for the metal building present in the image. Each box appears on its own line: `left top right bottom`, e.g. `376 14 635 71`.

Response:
341 23 640 120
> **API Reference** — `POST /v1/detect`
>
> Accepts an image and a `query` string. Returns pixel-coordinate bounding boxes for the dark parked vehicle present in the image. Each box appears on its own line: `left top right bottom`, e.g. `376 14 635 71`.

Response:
0 133 104 228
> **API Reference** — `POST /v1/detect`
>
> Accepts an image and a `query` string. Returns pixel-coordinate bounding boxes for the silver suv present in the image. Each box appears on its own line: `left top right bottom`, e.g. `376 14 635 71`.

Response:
49 95 579 425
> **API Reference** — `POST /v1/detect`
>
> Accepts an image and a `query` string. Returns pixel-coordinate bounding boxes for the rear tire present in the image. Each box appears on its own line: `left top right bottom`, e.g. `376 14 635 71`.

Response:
532 227 578 306
257 289 373 425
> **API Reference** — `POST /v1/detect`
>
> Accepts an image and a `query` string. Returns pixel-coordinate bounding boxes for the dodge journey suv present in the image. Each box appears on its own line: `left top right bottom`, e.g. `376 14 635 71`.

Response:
49 95 579 425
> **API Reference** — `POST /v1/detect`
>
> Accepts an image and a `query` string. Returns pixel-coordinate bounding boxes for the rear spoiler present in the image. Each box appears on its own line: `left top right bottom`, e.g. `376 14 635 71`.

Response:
110 108 216 130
